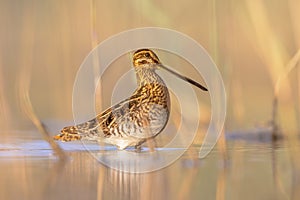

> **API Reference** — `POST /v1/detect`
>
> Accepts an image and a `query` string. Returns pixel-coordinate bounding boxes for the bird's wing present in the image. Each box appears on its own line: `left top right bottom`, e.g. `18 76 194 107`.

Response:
75 90 146 136
54 89 146 141
97 92 144 122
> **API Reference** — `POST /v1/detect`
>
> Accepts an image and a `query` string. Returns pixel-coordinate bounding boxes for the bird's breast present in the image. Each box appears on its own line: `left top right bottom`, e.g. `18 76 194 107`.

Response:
111 83 170 139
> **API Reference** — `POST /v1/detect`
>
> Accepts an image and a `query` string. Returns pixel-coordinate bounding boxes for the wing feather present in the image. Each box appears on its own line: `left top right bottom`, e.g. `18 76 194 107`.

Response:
54 90 145 141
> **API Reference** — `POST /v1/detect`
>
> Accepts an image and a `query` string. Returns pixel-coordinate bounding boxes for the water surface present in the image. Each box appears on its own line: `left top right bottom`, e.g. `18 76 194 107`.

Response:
0 131 299 200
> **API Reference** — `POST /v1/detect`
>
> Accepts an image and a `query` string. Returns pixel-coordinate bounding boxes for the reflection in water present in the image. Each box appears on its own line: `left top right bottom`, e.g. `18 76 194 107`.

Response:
0 137 300 199
99 165 169 200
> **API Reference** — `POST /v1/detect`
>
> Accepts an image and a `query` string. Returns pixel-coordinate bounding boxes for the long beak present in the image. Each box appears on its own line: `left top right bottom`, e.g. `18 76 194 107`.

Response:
158 64 208 91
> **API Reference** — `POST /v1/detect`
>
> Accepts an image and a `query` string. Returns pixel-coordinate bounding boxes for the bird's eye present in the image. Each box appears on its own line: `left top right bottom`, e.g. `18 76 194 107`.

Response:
145 53 150 57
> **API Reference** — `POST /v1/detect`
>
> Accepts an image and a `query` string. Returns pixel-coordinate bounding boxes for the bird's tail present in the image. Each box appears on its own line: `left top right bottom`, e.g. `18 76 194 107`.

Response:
53 118 101 142
53 126 82 142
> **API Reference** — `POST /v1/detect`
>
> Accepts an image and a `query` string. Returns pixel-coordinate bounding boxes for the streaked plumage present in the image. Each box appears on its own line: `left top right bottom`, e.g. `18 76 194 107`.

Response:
54 49 207 150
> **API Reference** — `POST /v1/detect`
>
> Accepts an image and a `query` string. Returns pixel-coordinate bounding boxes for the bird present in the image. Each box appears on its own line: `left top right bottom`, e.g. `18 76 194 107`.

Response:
53 49 208 150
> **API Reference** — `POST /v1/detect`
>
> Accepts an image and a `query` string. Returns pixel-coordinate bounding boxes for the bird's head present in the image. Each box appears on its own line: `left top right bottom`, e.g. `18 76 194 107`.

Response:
132 49 161 68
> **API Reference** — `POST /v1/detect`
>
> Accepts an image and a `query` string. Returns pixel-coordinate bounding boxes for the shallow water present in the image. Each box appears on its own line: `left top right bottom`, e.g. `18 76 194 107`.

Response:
0 131 299 200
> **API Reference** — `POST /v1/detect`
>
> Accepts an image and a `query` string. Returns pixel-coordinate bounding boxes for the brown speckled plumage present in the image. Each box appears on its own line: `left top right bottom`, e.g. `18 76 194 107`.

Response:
54 49 170 149
54 49 208 150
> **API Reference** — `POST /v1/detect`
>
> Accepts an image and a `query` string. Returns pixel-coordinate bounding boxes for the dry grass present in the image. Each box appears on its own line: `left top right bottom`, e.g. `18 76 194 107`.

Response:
0 61 11 132
244 0 300 178
244 0 299 134
271 49 300 136
16 2 66 161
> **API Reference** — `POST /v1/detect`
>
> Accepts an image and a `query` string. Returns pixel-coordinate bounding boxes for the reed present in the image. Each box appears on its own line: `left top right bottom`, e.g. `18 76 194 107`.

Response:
271 49 300 137
244 1 300 184
90 0 103 114
0 60 11 133
17 2 66 161
211 0 227 169
245 0 299 138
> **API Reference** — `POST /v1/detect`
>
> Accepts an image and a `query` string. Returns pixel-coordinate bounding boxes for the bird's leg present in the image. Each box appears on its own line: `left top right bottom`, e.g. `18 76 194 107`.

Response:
145 138 157 152
142 118 156 152
135 145 142 153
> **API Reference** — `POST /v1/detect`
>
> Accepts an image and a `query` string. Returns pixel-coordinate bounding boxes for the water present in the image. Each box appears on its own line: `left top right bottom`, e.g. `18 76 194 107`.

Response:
0 131 299 200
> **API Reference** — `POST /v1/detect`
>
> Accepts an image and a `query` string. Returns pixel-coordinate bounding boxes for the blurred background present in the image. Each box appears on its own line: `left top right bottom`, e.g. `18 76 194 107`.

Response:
0 0 300 199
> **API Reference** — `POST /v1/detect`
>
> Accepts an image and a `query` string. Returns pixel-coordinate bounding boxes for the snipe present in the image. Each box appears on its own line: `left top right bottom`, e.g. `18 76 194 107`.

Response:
54 49 208 150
